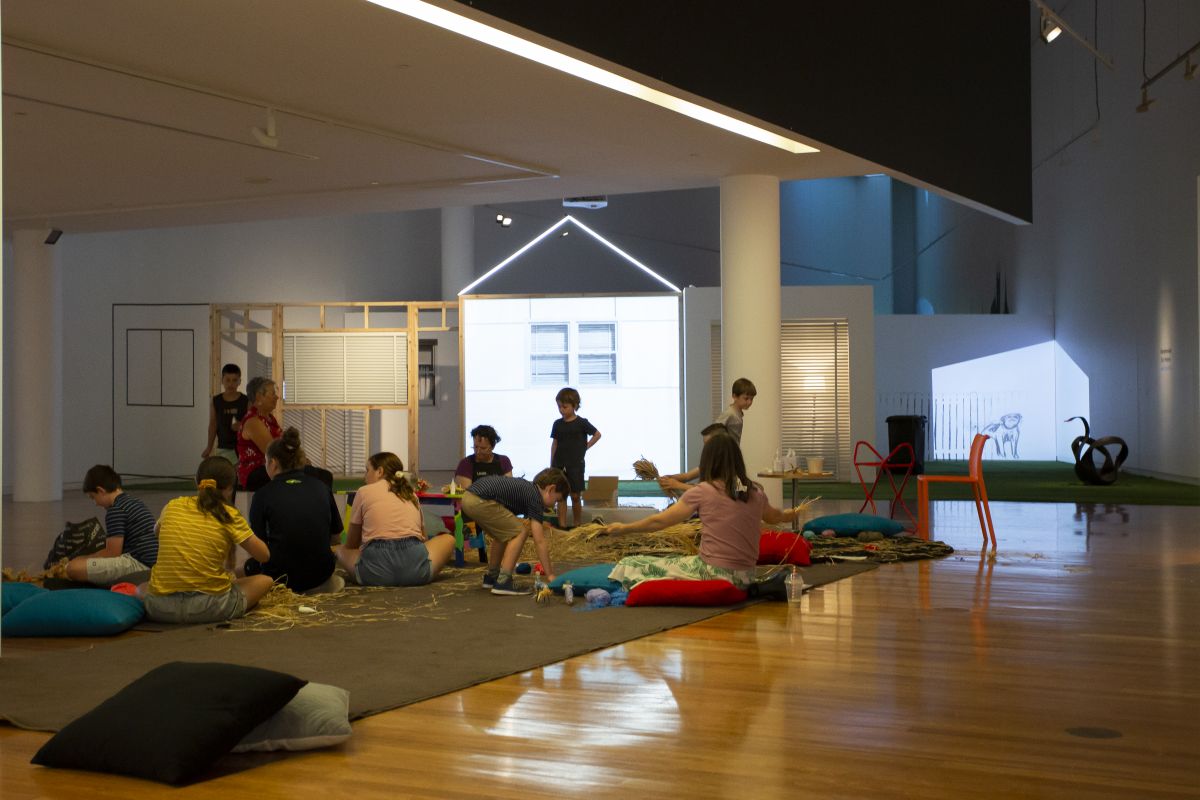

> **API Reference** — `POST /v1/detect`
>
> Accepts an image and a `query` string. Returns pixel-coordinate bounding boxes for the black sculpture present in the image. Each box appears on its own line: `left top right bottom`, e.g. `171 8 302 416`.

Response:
1066 416 1128 486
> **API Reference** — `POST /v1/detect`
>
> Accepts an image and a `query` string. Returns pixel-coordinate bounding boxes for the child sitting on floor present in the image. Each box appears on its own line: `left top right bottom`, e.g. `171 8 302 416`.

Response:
141 457 274 624
65 465 158 586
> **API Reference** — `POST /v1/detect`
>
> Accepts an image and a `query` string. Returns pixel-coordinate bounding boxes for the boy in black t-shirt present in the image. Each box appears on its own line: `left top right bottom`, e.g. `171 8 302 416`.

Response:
550 387 602 528
202 363 248 465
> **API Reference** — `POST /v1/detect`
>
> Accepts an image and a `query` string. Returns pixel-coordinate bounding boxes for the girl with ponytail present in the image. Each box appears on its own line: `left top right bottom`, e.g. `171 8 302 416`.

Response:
242 428 344 594
336 452 456 586
141 457 275 623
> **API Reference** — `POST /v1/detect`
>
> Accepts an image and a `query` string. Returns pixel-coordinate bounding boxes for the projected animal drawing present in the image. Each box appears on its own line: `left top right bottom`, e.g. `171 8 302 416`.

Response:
980 412 1022 458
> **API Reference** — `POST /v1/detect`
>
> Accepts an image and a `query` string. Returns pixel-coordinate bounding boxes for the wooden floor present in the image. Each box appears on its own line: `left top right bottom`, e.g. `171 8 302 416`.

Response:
2 492 1198 798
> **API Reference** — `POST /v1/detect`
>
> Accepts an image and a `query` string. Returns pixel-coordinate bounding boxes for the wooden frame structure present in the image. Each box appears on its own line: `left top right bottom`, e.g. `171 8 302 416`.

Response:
210 301 458 474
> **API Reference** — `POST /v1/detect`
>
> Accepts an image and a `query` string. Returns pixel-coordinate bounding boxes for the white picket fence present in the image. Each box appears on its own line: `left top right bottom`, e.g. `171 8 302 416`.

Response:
877 391 1027 460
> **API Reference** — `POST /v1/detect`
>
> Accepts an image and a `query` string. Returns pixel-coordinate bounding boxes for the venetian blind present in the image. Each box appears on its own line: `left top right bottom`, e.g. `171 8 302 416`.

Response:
283 332 409 405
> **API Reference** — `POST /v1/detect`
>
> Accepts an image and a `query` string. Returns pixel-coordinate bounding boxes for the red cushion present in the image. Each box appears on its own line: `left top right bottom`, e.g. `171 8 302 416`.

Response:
625 579 748 607
757 530 812 565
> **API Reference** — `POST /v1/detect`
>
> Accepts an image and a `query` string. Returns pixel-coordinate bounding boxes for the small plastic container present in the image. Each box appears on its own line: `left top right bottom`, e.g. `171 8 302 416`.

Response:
563 581 575 605
785 566 805 604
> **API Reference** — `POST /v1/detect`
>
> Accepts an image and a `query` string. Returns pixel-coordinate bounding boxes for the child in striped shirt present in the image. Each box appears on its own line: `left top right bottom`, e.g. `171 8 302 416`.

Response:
141 457 274 624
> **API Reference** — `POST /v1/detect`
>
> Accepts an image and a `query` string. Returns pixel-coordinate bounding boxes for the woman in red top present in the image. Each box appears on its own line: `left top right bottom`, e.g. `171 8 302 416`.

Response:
237 377 282 491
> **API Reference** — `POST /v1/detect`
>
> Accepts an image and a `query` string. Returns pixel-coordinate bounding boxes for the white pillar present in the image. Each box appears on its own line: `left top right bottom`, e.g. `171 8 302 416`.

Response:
720 175 782 506
11 229 64 501
441 207 475 300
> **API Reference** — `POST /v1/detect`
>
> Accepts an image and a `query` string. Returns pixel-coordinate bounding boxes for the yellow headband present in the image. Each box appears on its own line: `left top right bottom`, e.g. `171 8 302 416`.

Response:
198 478 218 490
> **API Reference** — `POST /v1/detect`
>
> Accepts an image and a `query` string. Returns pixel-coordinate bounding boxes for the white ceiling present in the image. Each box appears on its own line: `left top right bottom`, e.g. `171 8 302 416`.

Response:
1 0 881 233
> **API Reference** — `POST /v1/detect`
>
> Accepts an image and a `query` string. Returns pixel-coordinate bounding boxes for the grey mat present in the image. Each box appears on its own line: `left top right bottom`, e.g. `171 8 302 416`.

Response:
0 561 876 732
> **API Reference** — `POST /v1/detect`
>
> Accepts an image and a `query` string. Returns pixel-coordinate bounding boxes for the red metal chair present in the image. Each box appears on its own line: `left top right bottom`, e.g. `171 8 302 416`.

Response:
853 440 916 527
916 433 997 550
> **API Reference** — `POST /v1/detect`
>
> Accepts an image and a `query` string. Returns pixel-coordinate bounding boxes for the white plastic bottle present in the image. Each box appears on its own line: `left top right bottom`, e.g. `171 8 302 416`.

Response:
563 581 575 605
772 448 784 472
785 566 805 604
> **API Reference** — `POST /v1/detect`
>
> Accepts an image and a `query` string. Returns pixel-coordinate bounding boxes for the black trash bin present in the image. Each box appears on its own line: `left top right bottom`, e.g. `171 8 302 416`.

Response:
886 415 928 475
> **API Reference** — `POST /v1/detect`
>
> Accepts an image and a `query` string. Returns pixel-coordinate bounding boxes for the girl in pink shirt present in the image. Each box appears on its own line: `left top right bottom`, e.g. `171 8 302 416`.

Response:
603 434 802 589
336 452 456 586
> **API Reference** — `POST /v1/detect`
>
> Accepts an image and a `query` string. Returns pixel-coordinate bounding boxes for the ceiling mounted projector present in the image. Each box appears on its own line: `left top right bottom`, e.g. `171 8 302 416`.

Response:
563 196 607 209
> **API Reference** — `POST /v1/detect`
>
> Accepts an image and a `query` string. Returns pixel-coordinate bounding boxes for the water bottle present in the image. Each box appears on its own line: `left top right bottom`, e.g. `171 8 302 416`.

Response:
785 566 805 604
772 448 784 473
785 449 797 472
563 581 575 605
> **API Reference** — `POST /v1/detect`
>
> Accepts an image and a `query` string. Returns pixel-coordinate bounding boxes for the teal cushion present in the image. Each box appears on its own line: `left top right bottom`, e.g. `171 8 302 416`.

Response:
2 588 144 637
548 563 621 594
2 582 47 617
803 513 907 537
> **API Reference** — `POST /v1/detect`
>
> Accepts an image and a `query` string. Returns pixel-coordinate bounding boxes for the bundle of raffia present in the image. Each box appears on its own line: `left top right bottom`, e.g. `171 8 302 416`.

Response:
520 519 702 564
632 457 660 481
2 560 70 586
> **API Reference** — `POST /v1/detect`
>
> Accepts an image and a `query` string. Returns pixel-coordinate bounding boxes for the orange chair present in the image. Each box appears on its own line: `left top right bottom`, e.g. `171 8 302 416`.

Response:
916 433 997 550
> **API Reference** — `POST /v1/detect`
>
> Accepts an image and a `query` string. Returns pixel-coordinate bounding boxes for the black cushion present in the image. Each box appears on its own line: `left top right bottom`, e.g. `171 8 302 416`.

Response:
32 661 306 785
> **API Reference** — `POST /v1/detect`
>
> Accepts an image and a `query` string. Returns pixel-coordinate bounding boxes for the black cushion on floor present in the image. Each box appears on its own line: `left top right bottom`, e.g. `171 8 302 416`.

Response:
31 661 306 785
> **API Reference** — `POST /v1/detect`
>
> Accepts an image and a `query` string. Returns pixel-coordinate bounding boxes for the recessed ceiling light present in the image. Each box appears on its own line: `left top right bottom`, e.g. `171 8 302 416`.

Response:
365 0 818 155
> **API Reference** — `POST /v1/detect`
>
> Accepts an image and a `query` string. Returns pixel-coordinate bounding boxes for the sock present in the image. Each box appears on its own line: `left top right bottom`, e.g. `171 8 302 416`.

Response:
498 570 513 582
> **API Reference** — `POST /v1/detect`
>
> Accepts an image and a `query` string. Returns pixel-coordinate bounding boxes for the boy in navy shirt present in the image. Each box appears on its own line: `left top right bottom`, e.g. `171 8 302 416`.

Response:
550 387 601 528
66 465 158 586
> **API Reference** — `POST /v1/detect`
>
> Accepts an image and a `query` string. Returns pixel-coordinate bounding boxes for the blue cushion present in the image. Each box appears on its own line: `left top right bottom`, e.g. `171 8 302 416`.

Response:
803 513 907 537
2 582 47 617
2 588 144 637
548 563 622 595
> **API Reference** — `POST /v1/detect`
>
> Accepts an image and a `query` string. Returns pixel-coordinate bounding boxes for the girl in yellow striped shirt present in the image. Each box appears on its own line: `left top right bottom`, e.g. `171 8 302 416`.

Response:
142 457 275 624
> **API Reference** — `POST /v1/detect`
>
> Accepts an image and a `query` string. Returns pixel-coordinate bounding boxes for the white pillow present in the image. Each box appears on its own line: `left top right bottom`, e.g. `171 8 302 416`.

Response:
232 682 351 752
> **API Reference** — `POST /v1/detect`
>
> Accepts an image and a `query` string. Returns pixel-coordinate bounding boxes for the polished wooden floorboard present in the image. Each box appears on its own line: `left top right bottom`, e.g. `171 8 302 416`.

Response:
2 494 1198 798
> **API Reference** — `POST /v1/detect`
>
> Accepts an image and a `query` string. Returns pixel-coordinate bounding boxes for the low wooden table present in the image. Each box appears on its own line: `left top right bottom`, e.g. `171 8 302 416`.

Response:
757 470 835 531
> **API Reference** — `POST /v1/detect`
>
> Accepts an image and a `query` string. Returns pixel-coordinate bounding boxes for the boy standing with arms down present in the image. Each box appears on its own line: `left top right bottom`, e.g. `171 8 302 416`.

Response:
66 465 158 586
202 363 248 464
715 377 756 444
550 387 602 528
462 469 569 595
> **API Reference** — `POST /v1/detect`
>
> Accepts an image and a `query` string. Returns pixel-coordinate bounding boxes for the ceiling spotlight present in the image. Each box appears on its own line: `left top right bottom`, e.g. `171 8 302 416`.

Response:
502 217 512 227
1040 12 1062 43
495 213 504 223
1136 87 1156 113
251 107 279 148
560 230 569 237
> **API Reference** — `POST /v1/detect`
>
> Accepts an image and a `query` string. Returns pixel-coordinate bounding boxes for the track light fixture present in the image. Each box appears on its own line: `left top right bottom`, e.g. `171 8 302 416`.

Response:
1136 88 1155 113
1030 1 1112 68
251 107 279 148
1040 12 1061 43
44 229 63 245
494 213 512 227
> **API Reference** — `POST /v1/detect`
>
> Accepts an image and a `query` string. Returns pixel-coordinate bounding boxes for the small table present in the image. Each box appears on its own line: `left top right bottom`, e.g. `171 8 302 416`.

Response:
757 470 835 531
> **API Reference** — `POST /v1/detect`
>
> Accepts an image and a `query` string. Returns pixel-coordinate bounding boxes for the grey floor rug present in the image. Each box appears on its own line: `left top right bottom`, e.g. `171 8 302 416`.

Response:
0 561 876 732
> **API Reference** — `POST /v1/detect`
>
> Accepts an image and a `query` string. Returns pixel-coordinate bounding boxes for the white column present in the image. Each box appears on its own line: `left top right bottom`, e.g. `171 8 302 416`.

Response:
11 229 64 501
720 175 782 506
441 207 475 300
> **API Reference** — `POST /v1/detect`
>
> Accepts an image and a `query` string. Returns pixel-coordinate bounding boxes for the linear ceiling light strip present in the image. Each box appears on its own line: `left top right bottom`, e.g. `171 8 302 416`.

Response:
366 0 818 155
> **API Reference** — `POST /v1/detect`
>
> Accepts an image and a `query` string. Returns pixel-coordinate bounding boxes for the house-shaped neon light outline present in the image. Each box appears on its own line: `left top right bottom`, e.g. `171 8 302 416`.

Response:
458 214 681 295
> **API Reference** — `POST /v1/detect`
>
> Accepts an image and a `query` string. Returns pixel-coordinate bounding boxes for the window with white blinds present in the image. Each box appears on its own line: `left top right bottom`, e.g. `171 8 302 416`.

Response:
578 322 616 384
780 319 850 475
710 319 851 476
530 322 617 385
282 407 368 474
283 332 409 404
530 323 569 384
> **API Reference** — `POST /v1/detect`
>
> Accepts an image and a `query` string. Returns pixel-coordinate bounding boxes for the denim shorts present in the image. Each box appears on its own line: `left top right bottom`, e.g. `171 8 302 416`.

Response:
143 586 248 624
355 537 431 587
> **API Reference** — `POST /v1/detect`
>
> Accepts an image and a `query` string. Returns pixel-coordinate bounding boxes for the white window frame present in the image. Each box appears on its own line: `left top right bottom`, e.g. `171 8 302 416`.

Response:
529 321 617 386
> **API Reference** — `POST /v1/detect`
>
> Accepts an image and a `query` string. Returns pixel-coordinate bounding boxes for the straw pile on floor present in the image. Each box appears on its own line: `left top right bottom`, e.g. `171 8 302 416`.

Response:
518 519 702 564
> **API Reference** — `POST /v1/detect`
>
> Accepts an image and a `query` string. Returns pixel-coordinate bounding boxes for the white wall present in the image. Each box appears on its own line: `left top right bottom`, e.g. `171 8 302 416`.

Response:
462 295 680 480
2 210 441 490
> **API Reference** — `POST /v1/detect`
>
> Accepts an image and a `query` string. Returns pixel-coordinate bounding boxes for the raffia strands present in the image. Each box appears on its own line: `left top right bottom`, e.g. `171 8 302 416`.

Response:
519 519 703 564
632 457 661 481
228 572 479 633
2 560 69 586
